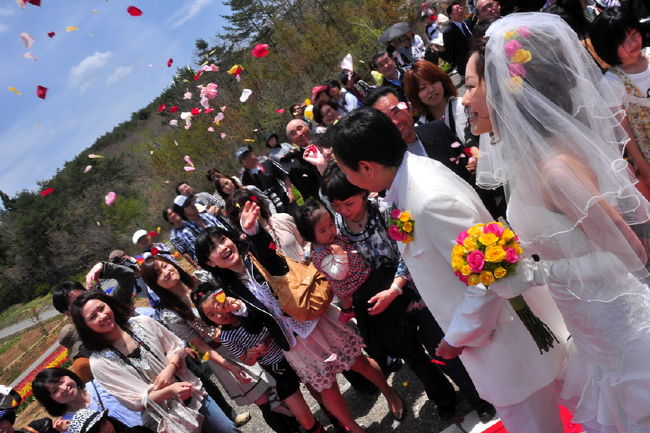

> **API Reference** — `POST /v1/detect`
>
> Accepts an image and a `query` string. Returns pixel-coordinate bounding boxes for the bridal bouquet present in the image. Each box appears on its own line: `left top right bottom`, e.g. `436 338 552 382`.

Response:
451 222 558 354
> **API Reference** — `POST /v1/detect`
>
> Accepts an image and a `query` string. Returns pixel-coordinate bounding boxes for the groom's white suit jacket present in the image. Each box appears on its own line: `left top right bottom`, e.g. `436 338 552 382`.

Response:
385 152 568 407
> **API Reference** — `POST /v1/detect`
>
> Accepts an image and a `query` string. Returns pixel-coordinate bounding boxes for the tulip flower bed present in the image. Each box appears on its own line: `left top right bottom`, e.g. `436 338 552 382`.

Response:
14 346 68 400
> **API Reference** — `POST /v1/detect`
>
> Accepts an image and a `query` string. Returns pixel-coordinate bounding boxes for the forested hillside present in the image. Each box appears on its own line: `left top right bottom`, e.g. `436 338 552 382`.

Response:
0 0 413 311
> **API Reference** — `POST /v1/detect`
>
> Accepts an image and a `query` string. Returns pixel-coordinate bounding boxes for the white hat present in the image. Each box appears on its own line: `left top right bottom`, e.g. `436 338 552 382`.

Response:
132 229 148 245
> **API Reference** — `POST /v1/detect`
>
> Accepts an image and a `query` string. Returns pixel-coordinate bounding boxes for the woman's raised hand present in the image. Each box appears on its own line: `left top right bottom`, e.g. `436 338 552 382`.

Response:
240 200 261 233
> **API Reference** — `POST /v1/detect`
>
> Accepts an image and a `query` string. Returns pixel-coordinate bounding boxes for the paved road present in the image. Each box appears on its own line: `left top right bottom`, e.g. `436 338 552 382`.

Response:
0 308 61 340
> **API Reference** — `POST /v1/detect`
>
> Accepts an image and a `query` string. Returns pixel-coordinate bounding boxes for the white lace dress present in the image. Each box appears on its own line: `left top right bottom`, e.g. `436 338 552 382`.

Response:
510 203 650 433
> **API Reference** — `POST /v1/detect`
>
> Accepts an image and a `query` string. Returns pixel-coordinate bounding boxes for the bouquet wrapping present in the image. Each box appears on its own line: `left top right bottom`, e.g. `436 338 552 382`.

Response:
452 222 558 353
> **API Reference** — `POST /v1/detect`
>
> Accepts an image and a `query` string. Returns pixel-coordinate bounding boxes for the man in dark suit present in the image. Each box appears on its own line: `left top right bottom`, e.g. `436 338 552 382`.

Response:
441 0 473 77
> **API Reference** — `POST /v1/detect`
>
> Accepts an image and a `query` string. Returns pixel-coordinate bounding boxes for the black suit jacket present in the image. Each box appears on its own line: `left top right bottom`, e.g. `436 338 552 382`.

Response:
414 120 472 183
441 21 471 76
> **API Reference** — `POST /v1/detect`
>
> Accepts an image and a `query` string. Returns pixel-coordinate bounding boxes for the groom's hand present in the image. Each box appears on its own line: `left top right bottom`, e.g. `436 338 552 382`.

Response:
436 339 464 359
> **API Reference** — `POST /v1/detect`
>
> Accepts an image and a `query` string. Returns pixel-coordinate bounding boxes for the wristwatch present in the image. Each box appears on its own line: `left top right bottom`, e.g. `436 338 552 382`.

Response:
390 284 403 295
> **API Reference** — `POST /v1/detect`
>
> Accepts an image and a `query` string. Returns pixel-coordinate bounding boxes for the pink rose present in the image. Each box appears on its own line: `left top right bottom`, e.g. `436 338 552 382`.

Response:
390 208 402 219
504 39 522 58
508 63 526 78
456 230 469 245
467 250 485 273
388 225 402 241
455 270 469 284
505 248 519 263
484 222 505 237
518 26 531 37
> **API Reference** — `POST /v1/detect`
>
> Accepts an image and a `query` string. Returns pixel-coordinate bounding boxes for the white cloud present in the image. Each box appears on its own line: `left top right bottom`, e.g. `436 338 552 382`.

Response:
106 66 133 85
172 0 212 28
69 51 113 86
0 23 10 33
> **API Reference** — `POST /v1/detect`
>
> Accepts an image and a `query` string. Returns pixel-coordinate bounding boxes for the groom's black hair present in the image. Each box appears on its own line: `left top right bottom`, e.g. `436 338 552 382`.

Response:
324 107 407 170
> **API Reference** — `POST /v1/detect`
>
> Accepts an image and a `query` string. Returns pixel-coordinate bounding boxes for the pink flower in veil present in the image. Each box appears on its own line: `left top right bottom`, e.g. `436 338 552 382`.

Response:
518 26 531 37
504 39 522 58
508 63 526 78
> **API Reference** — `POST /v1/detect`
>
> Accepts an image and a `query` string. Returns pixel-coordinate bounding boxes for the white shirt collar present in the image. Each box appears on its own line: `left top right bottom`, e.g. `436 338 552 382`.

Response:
384 152 411 205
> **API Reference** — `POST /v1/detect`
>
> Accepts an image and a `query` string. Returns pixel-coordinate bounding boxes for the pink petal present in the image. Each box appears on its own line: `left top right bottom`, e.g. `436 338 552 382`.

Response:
396 101 408 110
84 165 93 173
104 191 117 206
184 166 196 171
251 43 269 58
220 106 227 112
214 112 225 123
23 52 37 61
183 91 192 99
450 141 461 148
183 155 194 166
207 127 215 132
169 119 178 126
203 108 214 114
275 108 285 113
19 32 34 49
220 133 227 139
323 353 338 363
184 117 192 129
200 96 210 109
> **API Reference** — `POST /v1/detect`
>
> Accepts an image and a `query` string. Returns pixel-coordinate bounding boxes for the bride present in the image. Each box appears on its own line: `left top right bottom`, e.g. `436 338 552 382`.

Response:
462 13 650 433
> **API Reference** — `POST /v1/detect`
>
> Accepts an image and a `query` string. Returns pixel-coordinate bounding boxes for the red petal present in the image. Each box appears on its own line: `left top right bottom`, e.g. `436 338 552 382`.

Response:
193 71 203 80
462 148 473 157
250 195 258 202
127 6 143 16
167 58 173 67
203 108 214 114
40 187 54 196
251 43 269 58
151 247 159 255
275 109 285 113
47 31 55 38
268 242 277 250
170 105 178 113
36 85 47 99
148 230 158 237
190 108 201 115
26 0 41 5
158 103 166 112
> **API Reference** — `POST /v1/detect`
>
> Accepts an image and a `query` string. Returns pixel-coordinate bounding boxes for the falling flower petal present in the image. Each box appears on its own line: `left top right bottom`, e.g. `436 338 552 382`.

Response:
84 165 93 173
88 153 103 159
431 359 447 366
198 82 218 99
96 221 101 226
214 112 224 124
396 102 408 110
450 141 461 148
275 108 285 113
104 191 117 205
371 70 384 86
148 230 157 237
9 87 23 95
180 112 192 120
304 105 314 120
227 64 243 75
200 96 210 109
207 127 215 132
47 31 55 38
183 91 192 99
402 381 409 387
190 108 201 115
193 71 203 80
324 354 338 363
169 119 178 126
201 64 219 72
220 106 227 112
167 58 173 67
251 43 269 58
184 117 192 129
126 6 142 16
65 26 79 32
184 166 195 171
253 128 259 132
19 32 34 49
26 0 40 5
16 0 26 8
244 139 255 142
23 52 37 61
203 108 214 114
170 105 178 113
158 103 166 112
304 98 311 106
239 88 252 102
91 9 99 14
150 150 154 154
183 155 194 167
40 187 54 196
220 133 227 139
36 85 47 99
340 53 353 72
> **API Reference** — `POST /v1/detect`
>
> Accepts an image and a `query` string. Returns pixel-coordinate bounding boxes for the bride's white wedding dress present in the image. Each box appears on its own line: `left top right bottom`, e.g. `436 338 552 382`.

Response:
509 197 650 433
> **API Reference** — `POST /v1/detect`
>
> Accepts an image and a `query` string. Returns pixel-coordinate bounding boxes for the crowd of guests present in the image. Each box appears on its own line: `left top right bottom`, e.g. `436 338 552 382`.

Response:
0 1 648 433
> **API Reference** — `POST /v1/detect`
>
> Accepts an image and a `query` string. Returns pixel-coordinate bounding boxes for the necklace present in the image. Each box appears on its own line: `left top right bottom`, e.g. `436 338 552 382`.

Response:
347 207 369 233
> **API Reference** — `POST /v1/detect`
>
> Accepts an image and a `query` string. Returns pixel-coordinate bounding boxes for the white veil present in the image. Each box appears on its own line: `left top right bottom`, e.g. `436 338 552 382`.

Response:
476 13 650 301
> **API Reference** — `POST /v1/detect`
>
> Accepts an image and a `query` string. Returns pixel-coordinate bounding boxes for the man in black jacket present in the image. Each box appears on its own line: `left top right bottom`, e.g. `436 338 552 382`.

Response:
441 1 473 77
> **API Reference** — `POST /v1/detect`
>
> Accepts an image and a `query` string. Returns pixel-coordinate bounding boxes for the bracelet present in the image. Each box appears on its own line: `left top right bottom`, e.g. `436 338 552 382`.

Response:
390 284 403 295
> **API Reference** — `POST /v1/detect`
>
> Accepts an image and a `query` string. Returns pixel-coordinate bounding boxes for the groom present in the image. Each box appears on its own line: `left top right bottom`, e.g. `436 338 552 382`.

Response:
326 108 568 433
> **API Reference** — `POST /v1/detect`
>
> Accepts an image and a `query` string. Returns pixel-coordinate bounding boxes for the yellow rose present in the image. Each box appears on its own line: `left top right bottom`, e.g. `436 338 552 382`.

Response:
485 245 507 262
402 221 413 233
452 257 465 270
498 239 506 246
508 76 524 93
511 49 532 64
467 224 485 236
403 235 413 244
480 270 495 286
502 228 515 241
463 236 478 250
467 274 480 286
504 30 517 40
399 211 411 222
514 243 523 255
494 267 507 279
461 265 472 276
452 244 466 258
478 232 498 246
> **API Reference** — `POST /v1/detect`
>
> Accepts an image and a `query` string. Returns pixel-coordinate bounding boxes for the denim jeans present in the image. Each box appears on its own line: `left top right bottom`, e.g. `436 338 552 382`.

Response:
198 395 242 433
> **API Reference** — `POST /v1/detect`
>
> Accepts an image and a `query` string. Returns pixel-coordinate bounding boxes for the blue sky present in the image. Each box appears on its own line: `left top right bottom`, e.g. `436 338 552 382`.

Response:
0 0 230 196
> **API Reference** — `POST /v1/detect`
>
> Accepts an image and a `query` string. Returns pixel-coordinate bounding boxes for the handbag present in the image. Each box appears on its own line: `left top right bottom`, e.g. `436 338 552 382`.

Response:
248 252 332 322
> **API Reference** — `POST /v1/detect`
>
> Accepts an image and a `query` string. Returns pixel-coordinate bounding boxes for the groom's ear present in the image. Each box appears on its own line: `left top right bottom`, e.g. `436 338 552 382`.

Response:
357 161 375 176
